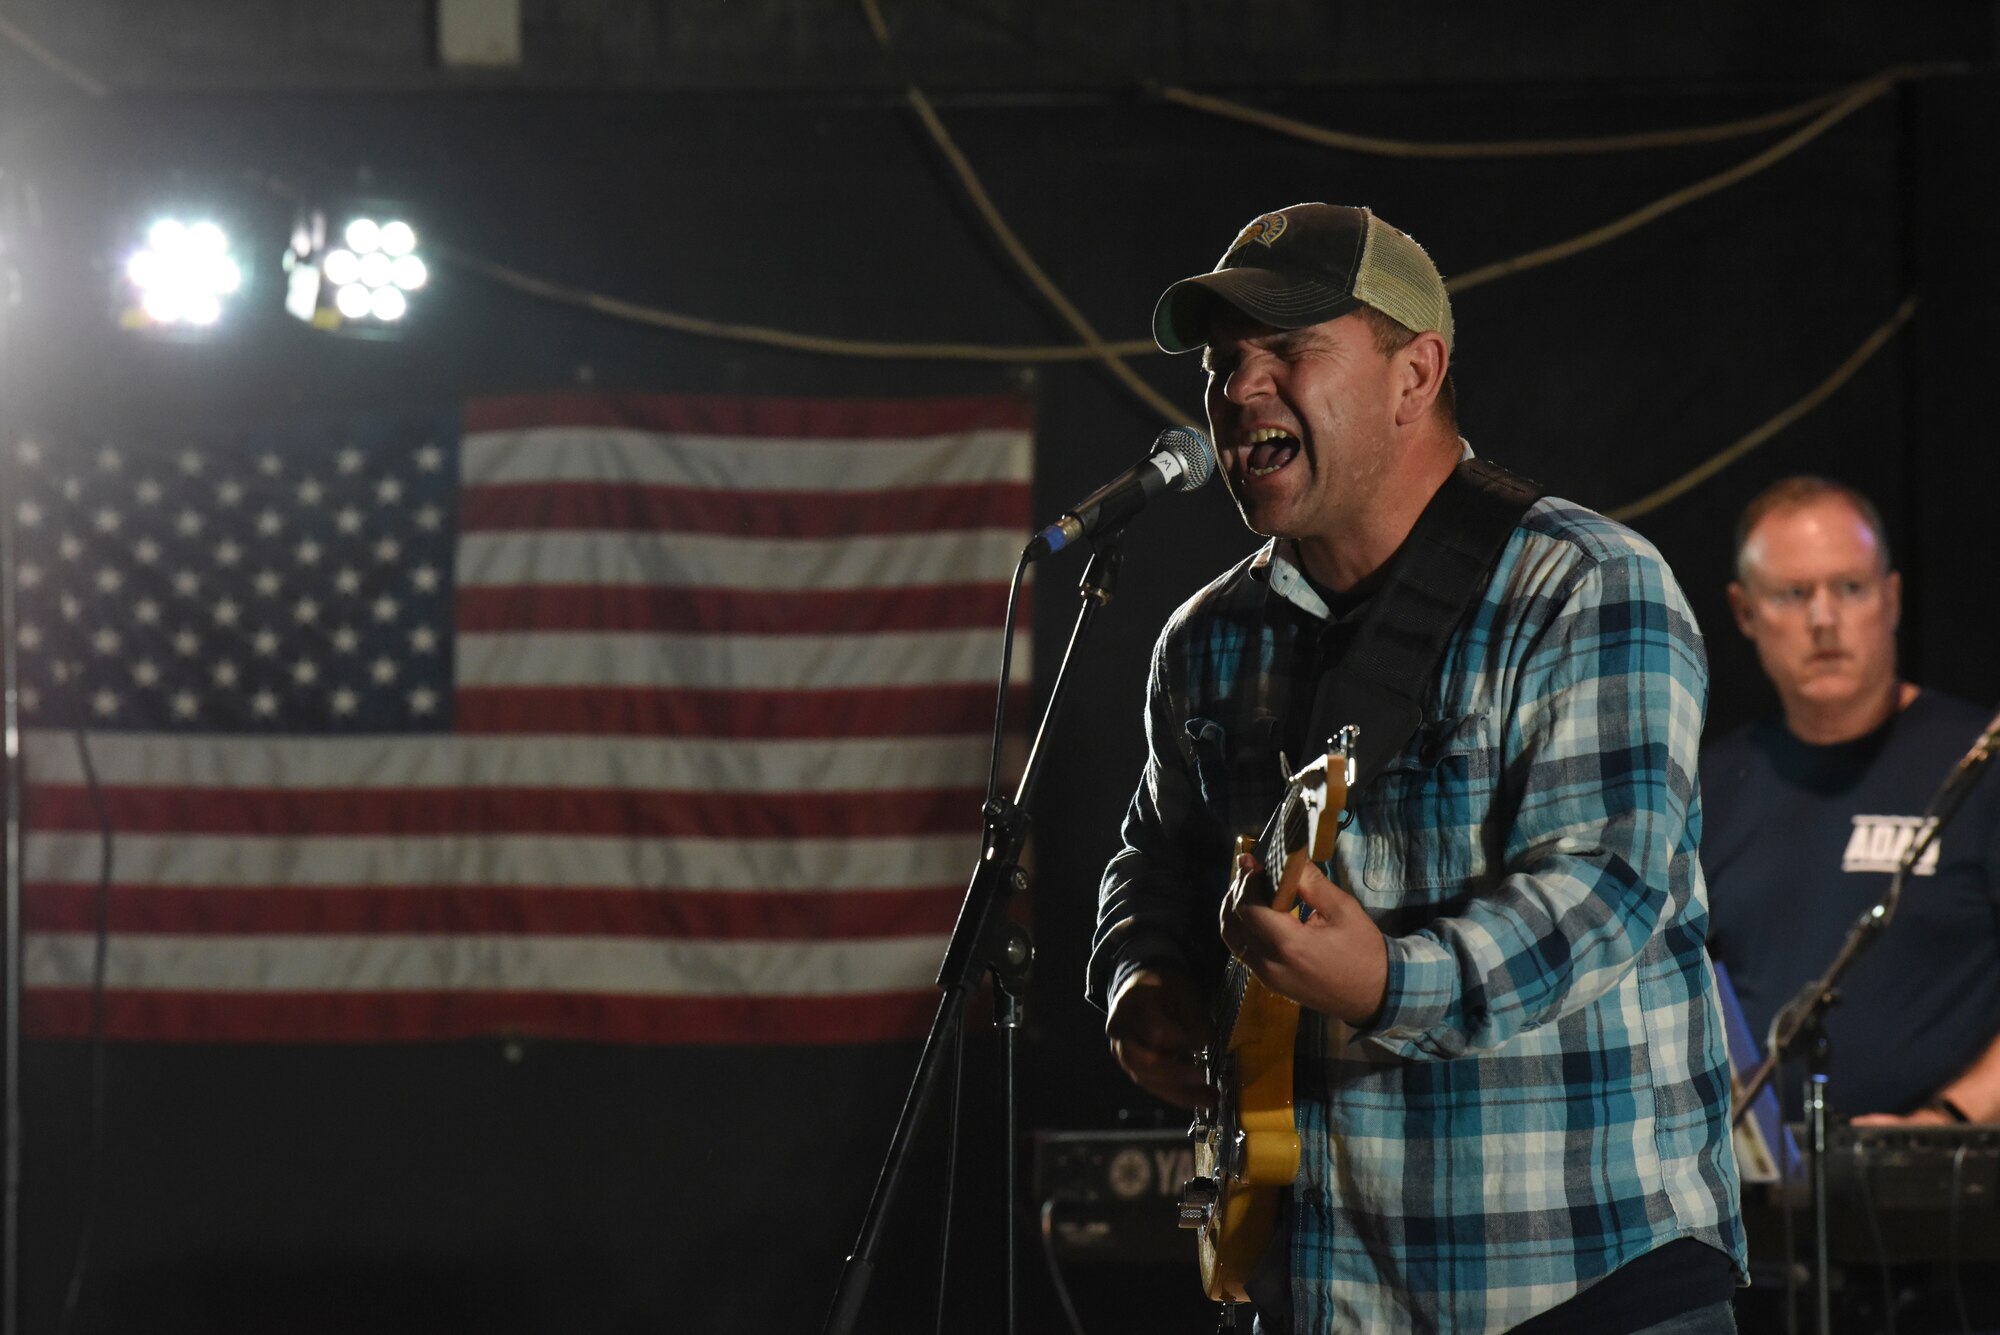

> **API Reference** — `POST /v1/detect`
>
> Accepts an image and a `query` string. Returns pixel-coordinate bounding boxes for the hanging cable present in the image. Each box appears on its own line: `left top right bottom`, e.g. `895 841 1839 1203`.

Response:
858 0 1188 423
244 49 1932 512
896 88 1188 422
0 15 109 98
1608 295 1917 521
1448 70 1897 294
432 70 1911 385
1156 66 1933 159
434 245 1156 363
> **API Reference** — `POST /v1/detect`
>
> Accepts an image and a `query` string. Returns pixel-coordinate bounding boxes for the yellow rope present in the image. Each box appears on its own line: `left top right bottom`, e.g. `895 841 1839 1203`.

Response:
435 245 1155 362
899 87 1188 423
1608 295 1917 522
436 68 1905 371
4 5 1927 512
845 0 1188 421
0 14 109 97
858 0 891 47
1159 79 1858 159
1448 72 1895 294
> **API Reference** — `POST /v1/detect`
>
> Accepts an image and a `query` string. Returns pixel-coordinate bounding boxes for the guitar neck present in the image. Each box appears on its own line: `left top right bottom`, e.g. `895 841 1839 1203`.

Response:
1253 791 1313 912
1216 793 1310 1030
1216 736 1352 1032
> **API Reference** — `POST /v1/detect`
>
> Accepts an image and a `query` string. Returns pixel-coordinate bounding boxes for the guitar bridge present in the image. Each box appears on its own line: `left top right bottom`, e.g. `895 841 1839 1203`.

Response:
1178 1174 1220 1229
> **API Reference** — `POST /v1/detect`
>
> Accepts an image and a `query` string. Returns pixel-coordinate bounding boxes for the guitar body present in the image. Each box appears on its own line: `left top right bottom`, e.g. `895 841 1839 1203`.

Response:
1181 728 1357 1306
1192 971 1302 1300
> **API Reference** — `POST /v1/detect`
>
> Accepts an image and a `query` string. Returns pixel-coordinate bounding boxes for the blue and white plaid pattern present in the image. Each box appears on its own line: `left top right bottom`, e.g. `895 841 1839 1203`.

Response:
1093 497 1745 1333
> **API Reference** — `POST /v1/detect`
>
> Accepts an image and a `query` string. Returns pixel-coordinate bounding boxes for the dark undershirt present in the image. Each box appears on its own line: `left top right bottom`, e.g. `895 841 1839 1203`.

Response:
1287 567 1370 764
1300 563 1371 622
1506 1238 1735 1334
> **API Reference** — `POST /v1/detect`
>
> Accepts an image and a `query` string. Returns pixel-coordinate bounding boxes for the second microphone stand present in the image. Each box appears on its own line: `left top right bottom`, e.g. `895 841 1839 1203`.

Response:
1732 727 1997 1335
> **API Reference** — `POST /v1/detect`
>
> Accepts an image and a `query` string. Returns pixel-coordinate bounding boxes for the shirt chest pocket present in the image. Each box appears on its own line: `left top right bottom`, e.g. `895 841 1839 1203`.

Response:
1351 711 1495 895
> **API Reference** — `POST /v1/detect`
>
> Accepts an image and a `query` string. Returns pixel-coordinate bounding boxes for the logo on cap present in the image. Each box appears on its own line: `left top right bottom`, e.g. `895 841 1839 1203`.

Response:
1225 212 1288 258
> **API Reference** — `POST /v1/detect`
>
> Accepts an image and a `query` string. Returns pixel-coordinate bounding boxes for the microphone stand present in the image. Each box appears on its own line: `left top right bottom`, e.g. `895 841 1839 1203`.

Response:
2 426 22 1335
1731 722 1998 1335
823 532 1127 1335
1 203 22 1335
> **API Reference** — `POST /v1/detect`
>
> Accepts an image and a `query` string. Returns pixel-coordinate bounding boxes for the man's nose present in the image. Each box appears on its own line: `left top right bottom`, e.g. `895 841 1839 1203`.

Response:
1222 358 1271 405
1806 586 1839 629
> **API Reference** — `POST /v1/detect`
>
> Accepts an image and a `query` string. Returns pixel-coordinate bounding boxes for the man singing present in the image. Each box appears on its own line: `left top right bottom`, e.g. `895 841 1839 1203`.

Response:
1089 203 1744 1332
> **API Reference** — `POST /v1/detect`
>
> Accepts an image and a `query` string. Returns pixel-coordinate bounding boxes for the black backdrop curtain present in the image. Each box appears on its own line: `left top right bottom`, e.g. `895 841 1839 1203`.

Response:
8 72 1997 1333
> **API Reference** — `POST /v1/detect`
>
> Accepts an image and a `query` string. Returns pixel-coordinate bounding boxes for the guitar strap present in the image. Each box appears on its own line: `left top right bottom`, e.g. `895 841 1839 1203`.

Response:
1303 457 1543 791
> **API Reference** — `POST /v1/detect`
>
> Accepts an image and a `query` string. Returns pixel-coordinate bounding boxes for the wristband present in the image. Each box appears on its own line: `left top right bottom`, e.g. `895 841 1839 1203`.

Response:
1927 1095 1972 1123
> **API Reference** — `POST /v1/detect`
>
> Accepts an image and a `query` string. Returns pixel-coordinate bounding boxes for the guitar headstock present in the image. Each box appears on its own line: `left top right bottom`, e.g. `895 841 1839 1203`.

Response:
1250 725 1359 911
1289 724 1358 863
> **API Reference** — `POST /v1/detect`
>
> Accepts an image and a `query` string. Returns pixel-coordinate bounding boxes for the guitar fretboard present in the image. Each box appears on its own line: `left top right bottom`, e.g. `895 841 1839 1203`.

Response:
1216 787 1310 1043
1210 742 1350 1051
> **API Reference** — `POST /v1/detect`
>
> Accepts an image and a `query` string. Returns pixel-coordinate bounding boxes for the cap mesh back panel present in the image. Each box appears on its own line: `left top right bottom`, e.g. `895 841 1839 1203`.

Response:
1353 213 1455 352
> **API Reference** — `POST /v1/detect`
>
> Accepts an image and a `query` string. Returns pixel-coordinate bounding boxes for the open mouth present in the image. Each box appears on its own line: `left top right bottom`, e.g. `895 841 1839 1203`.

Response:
1242 426 1300 478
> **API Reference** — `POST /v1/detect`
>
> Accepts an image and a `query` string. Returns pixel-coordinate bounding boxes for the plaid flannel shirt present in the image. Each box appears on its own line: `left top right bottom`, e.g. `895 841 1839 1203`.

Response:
1091 495 1745 1333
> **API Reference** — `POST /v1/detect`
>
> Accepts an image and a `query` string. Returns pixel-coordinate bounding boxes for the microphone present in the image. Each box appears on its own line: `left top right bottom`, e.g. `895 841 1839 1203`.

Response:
1027 425 1214 560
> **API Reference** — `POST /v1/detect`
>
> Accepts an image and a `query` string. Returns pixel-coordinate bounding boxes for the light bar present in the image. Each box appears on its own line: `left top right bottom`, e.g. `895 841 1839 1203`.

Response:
116 215 248 333
286 203 429 336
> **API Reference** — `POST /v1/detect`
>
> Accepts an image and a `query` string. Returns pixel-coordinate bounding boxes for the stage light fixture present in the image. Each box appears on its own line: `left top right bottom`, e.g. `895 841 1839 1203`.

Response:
116 214 248 333
285 203 429 336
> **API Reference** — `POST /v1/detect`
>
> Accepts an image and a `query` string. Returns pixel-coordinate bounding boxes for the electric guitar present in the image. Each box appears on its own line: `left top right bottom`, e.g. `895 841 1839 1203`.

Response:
1177 725 1358 1305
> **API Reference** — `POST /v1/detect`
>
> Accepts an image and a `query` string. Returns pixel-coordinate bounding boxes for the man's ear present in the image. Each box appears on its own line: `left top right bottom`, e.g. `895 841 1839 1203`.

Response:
1884 568 1902 632
1393 331 1448 427
1727 581 1755 639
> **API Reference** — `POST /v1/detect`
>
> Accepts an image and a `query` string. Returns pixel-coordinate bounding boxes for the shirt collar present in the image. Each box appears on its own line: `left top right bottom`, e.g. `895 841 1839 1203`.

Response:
1245 435 1478 622
1254 540 1332 620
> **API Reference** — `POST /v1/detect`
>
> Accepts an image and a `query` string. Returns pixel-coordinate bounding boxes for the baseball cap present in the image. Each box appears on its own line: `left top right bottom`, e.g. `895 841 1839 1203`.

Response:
1152 203 1454 355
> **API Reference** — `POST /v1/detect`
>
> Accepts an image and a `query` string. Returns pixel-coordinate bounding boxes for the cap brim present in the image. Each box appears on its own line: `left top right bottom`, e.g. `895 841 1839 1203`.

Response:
1151 269 1364 353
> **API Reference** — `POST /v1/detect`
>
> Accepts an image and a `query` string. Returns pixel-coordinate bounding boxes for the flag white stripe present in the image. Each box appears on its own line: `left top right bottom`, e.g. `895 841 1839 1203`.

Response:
23 730 990 793
26 832 977 891
455 628 1024 690
25 932 947 996
462 427 1031 491
455 529 1026 592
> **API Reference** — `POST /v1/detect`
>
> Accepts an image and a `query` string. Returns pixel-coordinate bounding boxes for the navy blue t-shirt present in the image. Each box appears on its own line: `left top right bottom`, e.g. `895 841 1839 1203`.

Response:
1702 690 2000 1119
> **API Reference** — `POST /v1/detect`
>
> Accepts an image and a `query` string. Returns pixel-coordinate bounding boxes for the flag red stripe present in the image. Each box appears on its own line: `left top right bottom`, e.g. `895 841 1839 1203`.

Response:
453 684 1029 738
455 583 1025 634
463 392 1032 439
24 882 960 939
23 988 936 1044
459 480 1029 537
26 784 984 839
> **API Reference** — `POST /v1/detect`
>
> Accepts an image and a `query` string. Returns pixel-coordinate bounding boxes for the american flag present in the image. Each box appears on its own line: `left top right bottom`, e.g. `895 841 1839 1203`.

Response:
14 392 1033 1043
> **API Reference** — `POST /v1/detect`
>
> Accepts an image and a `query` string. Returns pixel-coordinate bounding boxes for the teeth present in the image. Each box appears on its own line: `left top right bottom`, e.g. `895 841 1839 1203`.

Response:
1241 426 1298 477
